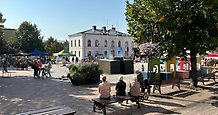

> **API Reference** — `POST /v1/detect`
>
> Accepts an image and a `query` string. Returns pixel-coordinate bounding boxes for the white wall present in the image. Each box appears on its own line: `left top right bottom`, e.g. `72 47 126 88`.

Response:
69 31 134 60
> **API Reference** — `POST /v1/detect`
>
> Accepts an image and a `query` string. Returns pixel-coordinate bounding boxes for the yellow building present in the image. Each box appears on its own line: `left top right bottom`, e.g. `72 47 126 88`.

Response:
3 28 16 41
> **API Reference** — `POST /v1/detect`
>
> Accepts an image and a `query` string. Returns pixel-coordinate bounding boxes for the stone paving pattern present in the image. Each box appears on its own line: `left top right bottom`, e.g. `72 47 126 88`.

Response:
0 63 218 115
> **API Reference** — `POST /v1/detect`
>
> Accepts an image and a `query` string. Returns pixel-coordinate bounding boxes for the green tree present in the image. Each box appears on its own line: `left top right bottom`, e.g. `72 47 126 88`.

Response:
63 40 69 51
44 36 65 56
7 36 20 54
0 12 7 54
126 0 218 87
15 21 43 53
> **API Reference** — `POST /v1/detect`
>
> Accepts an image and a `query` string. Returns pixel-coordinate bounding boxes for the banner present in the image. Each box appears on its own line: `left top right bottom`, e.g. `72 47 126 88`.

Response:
120 47 123 57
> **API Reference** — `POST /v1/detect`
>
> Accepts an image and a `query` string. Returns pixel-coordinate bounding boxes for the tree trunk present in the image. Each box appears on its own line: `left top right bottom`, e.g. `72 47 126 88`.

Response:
189 49 198 87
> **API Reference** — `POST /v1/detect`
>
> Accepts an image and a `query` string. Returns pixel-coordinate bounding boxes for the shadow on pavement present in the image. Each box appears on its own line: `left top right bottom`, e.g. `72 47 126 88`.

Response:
105 104 181 115
0 77 98 114
144 99 185 108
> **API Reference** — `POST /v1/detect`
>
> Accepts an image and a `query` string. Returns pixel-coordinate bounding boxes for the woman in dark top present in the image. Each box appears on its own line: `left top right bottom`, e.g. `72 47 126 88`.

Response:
115 76 126 96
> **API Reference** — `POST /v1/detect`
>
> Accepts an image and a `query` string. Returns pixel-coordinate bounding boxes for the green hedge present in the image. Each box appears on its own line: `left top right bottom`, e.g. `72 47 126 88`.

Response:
67 63 102 85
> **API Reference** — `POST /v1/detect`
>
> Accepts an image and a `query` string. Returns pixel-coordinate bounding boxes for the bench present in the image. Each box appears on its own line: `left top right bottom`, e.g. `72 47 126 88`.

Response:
17 105 76 115
198 72 216 85
92 95 143 115
92 97 117 115
150 77 182 94
116 95 141 108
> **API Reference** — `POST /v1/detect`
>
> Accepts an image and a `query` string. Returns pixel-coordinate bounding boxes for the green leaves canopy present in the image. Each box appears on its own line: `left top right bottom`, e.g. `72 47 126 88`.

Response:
0 12 8 54
126 0 218 58
43 36 66 56
15 21 43 53
126 0 218 87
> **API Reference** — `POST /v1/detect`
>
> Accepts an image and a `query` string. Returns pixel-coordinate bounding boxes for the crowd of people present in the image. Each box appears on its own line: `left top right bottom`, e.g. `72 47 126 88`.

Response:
201 58 216 67
98 69 146 104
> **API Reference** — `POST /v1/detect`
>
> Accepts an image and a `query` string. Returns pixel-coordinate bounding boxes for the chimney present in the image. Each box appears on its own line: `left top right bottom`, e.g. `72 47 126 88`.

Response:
102 26 106 33
92 26 96 31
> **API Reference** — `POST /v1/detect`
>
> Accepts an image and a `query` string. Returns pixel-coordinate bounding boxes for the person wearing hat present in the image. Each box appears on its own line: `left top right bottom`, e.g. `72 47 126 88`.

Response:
98 76 111 99
115 76 126 96
135 69 145 92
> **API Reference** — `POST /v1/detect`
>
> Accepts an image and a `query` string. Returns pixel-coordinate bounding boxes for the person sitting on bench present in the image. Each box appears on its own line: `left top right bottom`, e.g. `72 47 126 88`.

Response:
116 76 126 104
129 76 141 97
98 76 111 99
116 76 126 96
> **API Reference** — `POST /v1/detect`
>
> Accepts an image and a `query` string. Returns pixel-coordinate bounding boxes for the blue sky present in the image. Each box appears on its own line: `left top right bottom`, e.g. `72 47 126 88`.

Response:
0 0 131 40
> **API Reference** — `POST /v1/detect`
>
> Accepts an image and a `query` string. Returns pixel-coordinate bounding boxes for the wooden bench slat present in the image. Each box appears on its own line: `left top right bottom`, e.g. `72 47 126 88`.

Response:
92 98 117 105
40 107 76 115
17 105 76 115
92 96 141 115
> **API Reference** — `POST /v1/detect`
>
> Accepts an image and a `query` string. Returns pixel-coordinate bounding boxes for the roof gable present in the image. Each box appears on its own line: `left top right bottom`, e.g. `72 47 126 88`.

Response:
69 26 131 37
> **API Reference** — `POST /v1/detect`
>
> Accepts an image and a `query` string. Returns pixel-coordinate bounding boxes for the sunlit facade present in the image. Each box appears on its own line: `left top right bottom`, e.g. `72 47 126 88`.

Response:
68 26 134 61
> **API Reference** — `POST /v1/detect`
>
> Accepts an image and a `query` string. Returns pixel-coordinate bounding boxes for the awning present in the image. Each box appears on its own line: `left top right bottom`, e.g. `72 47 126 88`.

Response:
30 49 48 56
53 50 75 56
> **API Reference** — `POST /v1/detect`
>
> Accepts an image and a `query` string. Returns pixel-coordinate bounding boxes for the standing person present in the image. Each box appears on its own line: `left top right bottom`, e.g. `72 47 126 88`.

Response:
2 59 8 72
135 69 145 92
46 61 52 78
75 57 79 63
36 59 42 78
141 64 144 71
115 76 126 96
129 75 141 97
98 76 111 99
32 60 39 79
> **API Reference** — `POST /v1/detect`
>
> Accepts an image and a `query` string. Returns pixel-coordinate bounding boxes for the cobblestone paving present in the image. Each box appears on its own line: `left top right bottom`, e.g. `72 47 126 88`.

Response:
0 63 218 115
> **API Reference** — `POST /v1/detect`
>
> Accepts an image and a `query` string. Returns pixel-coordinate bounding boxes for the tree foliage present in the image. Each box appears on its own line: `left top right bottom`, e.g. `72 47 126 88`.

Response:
0 12 7 54
15 21 43 53
126 0 218 87
63 40 69 51
44 36 65 56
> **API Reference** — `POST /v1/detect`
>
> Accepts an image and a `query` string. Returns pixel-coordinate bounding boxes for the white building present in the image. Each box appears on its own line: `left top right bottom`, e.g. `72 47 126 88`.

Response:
68 26 134 61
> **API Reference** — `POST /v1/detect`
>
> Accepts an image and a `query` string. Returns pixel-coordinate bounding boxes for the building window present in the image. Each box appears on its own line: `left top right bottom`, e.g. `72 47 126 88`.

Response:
118 41 121 47
79 51 80 57
74 51 76 56
71 40 73 47
118 51 120 56
78 40 80 47
74 40 76 47
104 51 107 57
95 40 99 47
104 40 107 47
125 41 128 47
111 50 115 57
88 40 91 47
111 40 115 47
